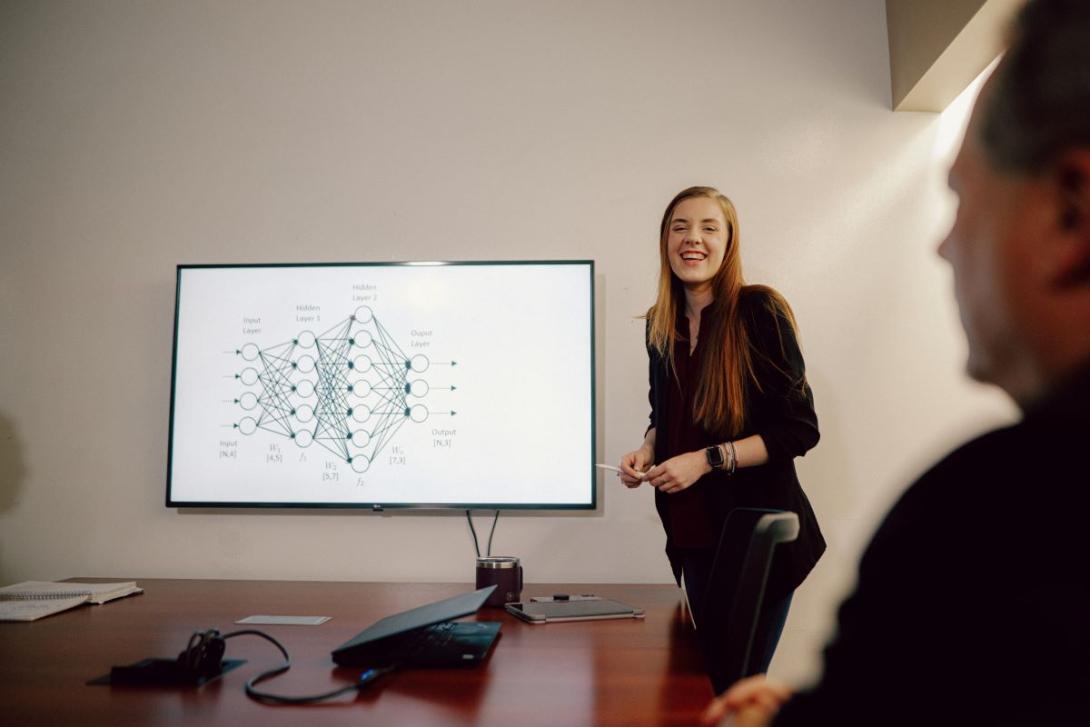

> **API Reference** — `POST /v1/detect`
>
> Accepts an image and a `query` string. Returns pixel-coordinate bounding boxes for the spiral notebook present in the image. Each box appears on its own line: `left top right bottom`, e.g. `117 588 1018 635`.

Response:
0 581 143 622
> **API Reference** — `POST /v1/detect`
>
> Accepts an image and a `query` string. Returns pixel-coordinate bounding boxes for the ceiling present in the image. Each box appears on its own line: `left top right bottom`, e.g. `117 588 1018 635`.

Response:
886 0 1023 111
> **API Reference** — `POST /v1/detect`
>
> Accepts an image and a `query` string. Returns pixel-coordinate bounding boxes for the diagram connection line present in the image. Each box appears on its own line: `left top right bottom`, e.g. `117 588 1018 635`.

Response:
232 306 449 474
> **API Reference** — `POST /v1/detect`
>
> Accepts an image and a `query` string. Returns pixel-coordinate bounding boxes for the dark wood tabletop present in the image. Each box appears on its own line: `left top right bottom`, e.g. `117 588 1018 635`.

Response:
0 579 714 726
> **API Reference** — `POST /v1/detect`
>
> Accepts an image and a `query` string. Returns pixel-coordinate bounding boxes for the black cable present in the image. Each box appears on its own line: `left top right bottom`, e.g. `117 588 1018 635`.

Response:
486 509 499 557
221 629 394 705
466 509 481 558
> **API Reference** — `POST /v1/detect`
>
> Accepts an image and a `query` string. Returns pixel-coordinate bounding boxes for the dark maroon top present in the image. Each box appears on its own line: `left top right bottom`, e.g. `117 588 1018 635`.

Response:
662 311 718 549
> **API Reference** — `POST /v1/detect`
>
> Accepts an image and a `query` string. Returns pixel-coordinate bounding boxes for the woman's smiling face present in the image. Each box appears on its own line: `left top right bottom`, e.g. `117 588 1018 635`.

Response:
666 195 728 293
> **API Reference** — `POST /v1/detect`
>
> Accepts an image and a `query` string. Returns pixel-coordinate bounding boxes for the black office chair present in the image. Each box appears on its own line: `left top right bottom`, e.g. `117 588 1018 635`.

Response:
698 508 800 695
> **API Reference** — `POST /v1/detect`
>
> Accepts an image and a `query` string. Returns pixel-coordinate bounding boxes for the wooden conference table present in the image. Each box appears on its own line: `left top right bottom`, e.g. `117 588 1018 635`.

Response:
0 579 715 726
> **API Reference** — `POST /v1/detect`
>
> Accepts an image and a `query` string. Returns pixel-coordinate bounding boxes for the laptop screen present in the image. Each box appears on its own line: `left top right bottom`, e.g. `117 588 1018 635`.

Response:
333 587 495 651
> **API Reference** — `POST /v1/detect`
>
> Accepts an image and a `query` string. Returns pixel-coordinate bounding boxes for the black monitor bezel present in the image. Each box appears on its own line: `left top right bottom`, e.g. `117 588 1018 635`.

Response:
165 260 596 511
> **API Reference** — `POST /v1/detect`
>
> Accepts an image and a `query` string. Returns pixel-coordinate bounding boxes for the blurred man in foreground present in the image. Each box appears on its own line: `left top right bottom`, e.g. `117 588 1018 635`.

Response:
704 0 1090 724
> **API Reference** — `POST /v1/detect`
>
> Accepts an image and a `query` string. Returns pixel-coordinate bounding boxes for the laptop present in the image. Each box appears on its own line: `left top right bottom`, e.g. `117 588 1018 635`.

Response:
331 586 501 668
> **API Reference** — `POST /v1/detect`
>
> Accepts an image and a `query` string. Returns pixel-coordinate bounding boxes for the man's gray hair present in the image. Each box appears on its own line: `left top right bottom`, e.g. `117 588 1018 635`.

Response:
980 0 1090 171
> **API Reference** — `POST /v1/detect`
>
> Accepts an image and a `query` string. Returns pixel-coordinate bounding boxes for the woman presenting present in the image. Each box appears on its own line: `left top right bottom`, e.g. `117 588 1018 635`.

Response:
619 186 824 675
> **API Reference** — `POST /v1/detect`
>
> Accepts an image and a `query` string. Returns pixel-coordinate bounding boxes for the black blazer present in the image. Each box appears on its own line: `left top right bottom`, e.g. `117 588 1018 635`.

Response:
773 364 1090 725
647 289 825 597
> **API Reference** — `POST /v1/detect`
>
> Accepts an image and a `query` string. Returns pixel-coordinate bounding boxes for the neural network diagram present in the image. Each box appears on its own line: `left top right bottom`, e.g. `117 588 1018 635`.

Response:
231 306 453 473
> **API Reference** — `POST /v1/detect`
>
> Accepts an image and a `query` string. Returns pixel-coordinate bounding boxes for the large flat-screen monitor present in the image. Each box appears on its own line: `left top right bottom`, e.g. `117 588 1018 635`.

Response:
167 261 595 509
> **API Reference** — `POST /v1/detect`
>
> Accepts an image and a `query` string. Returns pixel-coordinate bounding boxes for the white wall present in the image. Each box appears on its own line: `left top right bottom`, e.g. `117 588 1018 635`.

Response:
0 0 1014 684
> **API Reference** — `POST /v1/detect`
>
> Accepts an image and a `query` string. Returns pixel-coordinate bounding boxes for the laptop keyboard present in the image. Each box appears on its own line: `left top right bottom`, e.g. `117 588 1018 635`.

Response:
406 622 457 657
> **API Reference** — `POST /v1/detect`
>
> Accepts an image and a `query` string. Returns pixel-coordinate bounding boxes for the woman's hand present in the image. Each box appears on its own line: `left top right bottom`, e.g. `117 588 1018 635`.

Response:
618 445 654 488
643 451 710 494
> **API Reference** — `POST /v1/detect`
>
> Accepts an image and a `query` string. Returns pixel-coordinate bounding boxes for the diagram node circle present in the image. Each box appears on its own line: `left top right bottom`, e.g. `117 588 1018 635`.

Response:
295 429 314 447
296 380 315 398
410 354 429 373
296 355 316 374
410 404 429 423
351 430 371 447
351 380 372 398
238 417 257 435
240 368 259 386
239 392 258 410
295 404 315 424
350 456 370 473
352 405 371 423
353 355 373 373
353 331 373 348
409 379 429 397
354 306 374 324
296 331 316 349
240 343 259 361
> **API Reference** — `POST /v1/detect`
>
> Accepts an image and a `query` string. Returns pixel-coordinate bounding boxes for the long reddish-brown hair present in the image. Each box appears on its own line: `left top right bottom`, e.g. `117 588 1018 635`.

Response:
646 186 799 437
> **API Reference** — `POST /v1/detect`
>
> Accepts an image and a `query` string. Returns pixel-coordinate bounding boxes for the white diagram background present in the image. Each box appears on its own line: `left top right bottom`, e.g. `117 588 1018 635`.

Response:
169 264 593 506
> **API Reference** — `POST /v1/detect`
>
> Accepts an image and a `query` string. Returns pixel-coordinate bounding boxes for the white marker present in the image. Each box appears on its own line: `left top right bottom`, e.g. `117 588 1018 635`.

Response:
596 463 645 477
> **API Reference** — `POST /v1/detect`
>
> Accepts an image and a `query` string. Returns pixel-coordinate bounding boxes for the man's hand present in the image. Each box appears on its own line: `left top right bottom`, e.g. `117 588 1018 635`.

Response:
700 675 793 726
